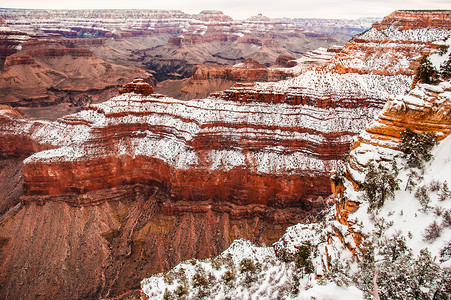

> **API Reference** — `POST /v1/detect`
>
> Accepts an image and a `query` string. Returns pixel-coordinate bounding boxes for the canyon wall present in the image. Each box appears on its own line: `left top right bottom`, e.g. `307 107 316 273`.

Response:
0 10 450 299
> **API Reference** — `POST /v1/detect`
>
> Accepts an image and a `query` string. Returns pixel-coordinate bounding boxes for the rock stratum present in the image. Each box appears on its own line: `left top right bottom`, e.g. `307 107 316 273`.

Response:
155 49 337 100
0 10 450 300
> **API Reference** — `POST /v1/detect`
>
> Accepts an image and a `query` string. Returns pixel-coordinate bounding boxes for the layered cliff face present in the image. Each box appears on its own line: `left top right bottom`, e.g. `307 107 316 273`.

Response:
217 10 451 104
1 10 450 299
0 17 155 120
0 79 331 298
141 26 451 300
3 80 351 202
0 8 374 109
0 17 30 68
155 48 338 100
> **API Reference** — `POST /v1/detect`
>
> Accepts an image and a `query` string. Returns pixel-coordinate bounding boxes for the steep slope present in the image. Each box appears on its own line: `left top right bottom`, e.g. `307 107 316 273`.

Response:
0 79 330 299
142 33 451 300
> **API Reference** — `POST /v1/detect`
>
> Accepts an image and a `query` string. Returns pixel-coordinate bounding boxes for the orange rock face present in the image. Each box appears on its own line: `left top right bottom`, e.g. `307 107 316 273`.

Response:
118 79 155 96
0 10 450 299
0 20 154 114
192 59 294 83
373 10 451 30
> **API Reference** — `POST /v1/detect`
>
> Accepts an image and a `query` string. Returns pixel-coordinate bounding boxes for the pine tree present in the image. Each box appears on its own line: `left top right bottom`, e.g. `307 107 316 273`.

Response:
441 56 451 78
362 162 400 210
416 55 438 84
399 128 437 169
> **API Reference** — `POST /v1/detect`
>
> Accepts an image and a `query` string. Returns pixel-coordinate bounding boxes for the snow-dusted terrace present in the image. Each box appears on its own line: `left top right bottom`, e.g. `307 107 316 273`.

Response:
22 92 377 175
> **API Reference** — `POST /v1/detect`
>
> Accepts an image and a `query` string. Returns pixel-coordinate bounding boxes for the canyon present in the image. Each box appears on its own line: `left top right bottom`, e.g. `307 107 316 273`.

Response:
0 9 376 120
0 17 155 120
0 9 450 300
142 12 451 300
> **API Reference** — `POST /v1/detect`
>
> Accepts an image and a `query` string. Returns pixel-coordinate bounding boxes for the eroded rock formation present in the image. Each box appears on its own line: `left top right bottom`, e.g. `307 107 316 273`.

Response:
0 79 332 298
155 48 337 100
0 10 450 299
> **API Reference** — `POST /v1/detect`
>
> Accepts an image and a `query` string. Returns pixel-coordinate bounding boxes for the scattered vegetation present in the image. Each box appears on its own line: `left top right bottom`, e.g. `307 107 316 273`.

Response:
358 235 451 299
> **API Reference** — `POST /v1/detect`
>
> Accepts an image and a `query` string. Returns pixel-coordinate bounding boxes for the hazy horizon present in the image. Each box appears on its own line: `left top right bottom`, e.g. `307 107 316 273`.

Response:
1 0 451 20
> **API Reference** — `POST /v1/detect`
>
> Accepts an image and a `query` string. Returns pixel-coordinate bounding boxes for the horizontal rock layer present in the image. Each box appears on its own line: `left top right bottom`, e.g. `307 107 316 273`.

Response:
1 92 365 202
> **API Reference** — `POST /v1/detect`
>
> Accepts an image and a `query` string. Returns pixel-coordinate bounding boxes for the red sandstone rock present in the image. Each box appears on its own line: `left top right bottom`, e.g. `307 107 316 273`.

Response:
118 79 155 96
275 55 298 68
373 10 451 30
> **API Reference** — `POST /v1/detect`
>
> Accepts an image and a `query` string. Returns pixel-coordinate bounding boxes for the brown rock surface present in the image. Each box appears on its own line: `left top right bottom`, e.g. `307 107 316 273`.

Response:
0 86 335 298
0 184 323 299
373 10 451 30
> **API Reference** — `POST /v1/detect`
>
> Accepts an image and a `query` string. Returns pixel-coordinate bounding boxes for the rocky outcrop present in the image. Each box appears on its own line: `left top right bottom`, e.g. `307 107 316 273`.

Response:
0 185 324 299
373 10 451 31
0 11 450 299
333 40 451 256
0 81 349 202
119 78 155 95
156 48 337 100
191 58 294 82
0 17 29 68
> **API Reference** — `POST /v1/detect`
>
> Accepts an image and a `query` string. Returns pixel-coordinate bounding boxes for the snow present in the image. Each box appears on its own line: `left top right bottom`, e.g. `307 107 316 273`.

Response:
298 283 364 300
139 25 451 300
349 133 451 263
141 236 363 300
358 26 451 43
24 92 374 175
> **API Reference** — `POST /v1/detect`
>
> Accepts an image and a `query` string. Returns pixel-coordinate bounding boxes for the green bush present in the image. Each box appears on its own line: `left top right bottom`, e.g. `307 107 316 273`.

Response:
439 181 450 201
441 56 451 78
192 271 208 289
423 221 442 242
221 270 236 286
239 258 257 274
239 258 260 286
174 285 188 298
399 128 437 169
416 55 438 84
362 162 400 210
294 245 314 275
276 248 294 263
414 185 430 211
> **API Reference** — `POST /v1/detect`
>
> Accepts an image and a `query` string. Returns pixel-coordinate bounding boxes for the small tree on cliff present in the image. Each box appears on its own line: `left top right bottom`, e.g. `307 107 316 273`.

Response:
399 128 437 169
362 162 400 211
416 55 438 84
441 56 451 78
